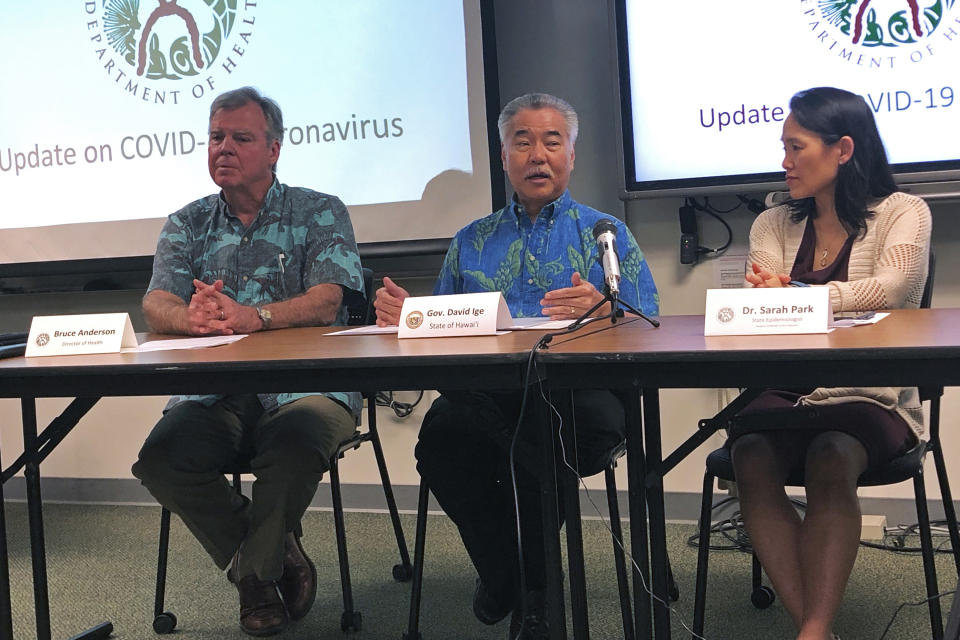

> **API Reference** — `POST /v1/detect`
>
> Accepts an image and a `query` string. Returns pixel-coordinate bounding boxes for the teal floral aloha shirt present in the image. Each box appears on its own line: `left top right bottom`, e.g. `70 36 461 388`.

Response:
148 179 363 417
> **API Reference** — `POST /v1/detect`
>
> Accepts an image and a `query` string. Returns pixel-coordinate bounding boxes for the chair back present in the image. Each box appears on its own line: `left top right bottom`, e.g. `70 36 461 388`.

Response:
918 250 939 404
920 248 935 310
345 267 375 326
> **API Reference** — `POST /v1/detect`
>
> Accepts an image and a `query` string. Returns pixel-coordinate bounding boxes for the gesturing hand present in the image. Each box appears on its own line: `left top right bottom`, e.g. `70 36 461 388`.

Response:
373 276 410 327
540 272 609 319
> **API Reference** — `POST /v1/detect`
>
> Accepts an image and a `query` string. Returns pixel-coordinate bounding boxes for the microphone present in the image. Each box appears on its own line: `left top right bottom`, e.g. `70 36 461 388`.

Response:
592 220 621 297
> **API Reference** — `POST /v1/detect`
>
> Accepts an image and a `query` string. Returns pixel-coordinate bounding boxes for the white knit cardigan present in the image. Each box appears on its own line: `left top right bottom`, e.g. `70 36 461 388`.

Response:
747 191 932 437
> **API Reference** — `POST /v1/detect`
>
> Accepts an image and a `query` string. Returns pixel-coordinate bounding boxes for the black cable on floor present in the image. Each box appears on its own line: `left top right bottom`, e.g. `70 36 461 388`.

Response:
374 390 424 418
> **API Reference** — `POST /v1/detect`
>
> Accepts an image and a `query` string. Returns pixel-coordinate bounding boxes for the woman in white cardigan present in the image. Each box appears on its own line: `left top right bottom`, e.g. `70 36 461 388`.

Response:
732 87 931 640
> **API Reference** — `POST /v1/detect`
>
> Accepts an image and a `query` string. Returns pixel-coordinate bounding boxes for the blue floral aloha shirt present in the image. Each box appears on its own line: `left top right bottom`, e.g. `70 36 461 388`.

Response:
434 190 659 317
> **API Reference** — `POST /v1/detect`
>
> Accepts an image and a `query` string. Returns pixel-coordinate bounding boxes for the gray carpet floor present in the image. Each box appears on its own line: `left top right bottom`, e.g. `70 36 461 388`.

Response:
1 501 956 640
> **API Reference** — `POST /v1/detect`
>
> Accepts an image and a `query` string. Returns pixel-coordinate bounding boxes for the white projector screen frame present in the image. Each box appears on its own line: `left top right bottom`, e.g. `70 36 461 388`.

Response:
0 0 501 271
614 0 960 198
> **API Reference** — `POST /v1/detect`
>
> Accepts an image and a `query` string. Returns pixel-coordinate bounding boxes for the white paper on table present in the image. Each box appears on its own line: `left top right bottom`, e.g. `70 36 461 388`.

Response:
327 325 516 336
504 318 575 330
127 335 248 352
326 325 399 336
831 312 889 328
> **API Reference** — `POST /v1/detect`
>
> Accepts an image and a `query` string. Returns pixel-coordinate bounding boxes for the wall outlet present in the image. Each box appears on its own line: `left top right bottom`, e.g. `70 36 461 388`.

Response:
861 514 887 540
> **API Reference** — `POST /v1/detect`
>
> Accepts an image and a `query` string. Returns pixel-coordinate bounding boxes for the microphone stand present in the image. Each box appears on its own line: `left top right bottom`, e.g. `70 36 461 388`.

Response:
537 284 659 350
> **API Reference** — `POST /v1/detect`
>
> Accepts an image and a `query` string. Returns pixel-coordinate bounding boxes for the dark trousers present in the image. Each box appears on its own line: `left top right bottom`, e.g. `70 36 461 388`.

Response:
415 389 625 607
132 394 356 581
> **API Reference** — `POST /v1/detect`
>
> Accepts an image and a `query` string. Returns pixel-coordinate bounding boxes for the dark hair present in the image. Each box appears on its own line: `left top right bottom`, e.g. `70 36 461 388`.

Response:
786 86 898 236
209 87 284 171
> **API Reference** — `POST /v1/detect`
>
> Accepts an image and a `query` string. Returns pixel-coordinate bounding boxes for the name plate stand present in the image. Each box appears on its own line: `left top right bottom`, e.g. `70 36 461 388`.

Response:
398 292 512 338
704 287 831 336
26 313 138 356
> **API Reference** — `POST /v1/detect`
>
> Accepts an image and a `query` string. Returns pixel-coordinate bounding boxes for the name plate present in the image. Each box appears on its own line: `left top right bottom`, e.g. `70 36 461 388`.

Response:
398 292 511 338
704 287 830 336
26 313 138 357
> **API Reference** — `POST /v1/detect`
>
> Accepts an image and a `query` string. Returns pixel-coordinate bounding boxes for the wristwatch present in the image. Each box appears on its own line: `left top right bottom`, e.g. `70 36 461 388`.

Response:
256 306 273 330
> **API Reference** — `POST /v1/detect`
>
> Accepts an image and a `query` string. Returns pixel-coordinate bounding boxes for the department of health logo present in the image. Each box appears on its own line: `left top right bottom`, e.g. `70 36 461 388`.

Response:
85 0 254 104
405 311 424 330
802 0 957 68
716 307 735 324
35 333 50 347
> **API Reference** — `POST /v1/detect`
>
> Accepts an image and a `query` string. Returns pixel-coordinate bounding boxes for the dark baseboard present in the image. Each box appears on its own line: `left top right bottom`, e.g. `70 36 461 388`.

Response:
2 478 956 529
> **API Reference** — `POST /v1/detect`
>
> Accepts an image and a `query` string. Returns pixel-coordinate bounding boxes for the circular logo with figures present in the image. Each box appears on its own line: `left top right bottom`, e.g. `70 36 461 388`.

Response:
717 307 735 324
35 333 50 347
802 0 957 67
86 0 252 103
405 311 424 330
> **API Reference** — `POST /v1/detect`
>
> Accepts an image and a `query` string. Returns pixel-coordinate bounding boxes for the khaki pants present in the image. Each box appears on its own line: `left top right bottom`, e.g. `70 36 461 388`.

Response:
132 394 356 580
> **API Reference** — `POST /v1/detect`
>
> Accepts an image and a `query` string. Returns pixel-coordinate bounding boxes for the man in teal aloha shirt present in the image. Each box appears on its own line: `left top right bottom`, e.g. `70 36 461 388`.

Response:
374 93 659 640
133 87 362 637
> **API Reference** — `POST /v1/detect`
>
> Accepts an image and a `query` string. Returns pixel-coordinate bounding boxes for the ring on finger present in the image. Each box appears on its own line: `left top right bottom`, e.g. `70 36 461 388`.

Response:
220 310 224 321
569 306 575 314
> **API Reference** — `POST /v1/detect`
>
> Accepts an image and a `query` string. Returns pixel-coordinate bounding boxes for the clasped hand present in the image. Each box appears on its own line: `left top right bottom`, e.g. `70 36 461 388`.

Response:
187 279 260 335
745 262 791 288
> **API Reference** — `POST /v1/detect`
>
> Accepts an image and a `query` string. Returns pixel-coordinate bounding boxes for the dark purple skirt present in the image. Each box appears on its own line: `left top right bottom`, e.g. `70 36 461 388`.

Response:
726 389 916 471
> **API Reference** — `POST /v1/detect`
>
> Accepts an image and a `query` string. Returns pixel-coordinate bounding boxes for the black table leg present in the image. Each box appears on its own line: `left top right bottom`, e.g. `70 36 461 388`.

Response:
21 398 114 640
21 398 51 640
642 389 671 640
625 388 652 640
537 387 568 640
556 390 590 640
0 428 14 640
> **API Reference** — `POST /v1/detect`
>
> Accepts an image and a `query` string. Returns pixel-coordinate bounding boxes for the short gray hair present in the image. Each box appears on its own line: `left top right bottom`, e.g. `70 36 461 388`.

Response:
209 86 284 145
497 93 579 145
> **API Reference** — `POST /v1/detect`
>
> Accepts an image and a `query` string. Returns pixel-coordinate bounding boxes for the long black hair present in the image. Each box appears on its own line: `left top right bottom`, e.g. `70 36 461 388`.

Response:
786 87 898 236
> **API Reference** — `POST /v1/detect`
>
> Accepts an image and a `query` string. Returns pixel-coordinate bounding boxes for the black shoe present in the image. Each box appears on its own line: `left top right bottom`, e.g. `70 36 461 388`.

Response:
473 577 513 625
507 590 549 640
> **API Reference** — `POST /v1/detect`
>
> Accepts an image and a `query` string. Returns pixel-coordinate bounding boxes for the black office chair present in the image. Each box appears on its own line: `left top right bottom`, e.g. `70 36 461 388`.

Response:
151 268 413 634
691 251 960 639
402 438 661 640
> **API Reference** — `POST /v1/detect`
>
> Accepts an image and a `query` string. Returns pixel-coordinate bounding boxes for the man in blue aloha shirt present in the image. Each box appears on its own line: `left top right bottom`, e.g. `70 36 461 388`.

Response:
132 87 363 637
374 93 659 640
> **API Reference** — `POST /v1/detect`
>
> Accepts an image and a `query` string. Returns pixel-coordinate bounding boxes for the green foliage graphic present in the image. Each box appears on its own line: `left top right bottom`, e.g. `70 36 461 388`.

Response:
103 0 237 80
819 0 954 46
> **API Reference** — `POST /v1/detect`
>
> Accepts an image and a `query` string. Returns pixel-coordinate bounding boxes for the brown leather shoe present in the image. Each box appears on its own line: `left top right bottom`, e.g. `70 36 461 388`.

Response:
278 531 317 621
236 574 288 637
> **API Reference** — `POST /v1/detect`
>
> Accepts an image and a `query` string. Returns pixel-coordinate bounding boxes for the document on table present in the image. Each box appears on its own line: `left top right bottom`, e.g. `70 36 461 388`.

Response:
831 312 888 328
326 325 399 335
125 335 248 352
503 318 574 330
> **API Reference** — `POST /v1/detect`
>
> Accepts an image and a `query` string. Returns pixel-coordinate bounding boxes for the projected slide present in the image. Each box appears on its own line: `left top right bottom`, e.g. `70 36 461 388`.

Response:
0 1 491 262
621 0 960 190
